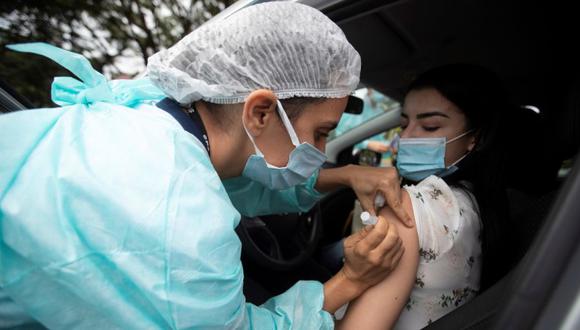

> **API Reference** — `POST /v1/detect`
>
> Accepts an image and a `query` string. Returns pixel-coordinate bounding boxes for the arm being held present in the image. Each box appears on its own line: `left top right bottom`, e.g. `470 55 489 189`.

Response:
323 210 405 314
316 165 413 227
337 190 419 329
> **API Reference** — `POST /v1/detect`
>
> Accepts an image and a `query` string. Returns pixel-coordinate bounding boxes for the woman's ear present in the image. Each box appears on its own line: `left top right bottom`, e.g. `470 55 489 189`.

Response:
242 89 278 137
467 130 479 152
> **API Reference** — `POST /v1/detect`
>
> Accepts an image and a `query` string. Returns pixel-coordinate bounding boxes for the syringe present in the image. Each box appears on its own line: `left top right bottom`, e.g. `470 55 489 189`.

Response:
360 211 378 226
360 194 385 225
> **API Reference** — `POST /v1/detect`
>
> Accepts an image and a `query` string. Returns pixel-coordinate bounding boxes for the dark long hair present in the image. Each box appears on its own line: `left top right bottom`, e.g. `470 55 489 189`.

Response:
406 63 513 290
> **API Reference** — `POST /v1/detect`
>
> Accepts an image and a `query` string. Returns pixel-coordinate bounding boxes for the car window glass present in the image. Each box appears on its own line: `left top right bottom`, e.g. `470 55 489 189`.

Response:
362 127 401 167
0 51 65 109
330 87 401 167
329 87 399 141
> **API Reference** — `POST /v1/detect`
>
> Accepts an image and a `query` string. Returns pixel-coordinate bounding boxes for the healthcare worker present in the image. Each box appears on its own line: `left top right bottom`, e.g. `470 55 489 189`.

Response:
0 2 411 329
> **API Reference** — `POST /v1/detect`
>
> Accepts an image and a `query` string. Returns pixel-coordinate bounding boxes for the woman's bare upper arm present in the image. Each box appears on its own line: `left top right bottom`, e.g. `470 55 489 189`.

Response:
337 190 419 330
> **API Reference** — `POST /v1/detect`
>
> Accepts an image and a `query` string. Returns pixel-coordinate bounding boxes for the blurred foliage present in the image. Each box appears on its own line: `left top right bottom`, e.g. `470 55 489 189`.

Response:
0 0 235 107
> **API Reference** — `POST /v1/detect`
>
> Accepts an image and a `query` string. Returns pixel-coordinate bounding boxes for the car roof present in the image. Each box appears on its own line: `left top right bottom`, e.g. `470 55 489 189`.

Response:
302 0 579 111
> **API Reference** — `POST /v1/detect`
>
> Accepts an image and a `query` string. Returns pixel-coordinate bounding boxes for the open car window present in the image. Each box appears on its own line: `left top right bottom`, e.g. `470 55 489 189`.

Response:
330 87 401 167
330 87 399 140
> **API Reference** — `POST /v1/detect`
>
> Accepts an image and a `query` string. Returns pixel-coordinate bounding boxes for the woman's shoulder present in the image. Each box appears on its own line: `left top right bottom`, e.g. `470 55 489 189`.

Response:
404 175 481 259
404 175 458 214
405 176 478 214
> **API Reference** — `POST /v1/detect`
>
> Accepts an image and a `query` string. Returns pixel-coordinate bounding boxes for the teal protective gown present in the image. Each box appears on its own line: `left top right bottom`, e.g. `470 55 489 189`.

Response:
0 43 333 329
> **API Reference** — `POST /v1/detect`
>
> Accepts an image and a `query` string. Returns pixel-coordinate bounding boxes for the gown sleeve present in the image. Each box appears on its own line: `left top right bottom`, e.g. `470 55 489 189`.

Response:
0 104 333 329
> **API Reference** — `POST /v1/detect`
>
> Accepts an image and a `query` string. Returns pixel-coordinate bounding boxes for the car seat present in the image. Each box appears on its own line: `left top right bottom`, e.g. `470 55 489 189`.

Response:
508 78 580 263
423 77 580 329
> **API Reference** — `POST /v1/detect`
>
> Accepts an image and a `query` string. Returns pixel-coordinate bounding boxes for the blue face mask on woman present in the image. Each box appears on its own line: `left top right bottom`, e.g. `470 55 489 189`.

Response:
242 100 327 190
395 130 473 182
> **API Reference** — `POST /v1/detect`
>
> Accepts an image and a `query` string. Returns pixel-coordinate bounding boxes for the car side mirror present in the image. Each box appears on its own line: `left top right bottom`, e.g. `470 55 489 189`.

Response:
345 95 363 114
355 149 382 167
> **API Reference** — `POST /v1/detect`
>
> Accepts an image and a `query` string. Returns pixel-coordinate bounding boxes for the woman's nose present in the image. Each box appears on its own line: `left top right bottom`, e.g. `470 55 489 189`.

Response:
399 125 412 138
314 139 327 153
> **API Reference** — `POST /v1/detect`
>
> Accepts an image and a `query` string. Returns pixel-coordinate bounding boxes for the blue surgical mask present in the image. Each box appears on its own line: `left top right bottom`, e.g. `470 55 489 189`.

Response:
395 130 472 182
242 100 327 190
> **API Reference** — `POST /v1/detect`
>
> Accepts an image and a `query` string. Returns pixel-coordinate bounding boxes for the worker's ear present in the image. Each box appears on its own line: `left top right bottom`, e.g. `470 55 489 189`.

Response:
242 89 278 138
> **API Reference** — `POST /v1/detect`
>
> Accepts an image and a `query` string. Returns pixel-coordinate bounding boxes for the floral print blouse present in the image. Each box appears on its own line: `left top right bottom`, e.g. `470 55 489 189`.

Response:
394 175 482 329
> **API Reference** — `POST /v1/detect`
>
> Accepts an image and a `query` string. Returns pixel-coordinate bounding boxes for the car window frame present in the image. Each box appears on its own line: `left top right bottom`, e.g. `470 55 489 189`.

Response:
325 106 400 164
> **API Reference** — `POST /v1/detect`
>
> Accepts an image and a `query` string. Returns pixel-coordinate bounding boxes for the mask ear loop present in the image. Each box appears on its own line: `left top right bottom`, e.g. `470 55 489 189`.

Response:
275 99 301 147
242 99 302 157
241 108 265 157
446 129 475 167
446 129 475 144
449 152 469 167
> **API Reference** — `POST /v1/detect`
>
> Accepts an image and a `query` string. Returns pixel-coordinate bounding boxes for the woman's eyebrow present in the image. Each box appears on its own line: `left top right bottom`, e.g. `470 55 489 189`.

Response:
416 111 450 119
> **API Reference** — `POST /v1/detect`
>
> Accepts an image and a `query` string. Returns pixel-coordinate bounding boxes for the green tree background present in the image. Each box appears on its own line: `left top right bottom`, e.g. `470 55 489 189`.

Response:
0 0 235 108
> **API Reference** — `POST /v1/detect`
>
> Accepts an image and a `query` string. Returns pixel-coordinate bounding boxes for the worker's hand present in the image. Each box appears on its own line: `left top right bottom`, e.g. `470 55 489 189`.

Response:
346 165 413 227
341 216 404 291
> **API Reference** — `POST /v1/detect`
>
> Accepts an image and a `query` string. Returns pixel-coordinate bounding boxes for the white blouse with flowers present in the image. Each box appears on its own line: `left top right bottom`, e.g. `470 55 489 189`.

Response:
394 175 482 329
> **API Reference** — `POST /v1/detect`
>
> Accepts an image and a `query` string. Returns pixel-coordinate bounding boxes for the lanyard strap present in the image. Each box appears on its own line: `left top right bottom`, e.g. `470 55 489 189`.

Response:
156 98 210 155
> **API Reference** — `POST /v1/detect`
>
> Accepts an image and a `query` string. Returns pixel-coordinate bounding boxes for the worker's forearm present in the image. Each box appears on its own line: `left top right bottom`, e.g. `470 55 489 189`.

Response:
322 268 367 313
315 165 354 193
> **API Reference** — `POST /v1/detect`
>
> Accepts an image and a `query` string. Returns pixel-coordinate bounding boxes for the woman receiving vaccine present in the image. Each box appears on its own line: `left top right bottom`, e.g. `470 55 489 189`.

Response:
338 63 513 329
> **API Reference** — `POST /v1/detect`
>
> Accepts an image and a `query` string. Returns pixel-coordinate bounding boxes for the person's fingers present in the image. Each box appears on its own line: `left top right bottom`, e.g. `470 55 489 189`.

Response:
388 244 405 270
365 238 404 276
343 233 355 250
366 232 401 272
385 190 412 227
377 168 399 198
358 194 376 216
380 174 413 227
370 223 401 257
343 232 358 249
355 216 389 254
344 223 373 249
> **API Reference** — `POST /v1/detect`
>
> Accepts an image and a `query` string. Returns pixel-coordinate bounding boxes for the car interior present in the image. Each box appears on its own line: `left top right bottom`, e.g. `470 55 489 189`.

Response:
238 0 580 328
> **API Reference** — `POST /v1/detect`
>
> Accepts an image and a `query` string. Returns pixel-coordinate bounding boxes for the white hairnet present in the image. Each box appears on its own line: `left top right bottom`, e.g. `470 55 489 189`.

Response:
147 1 361 105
